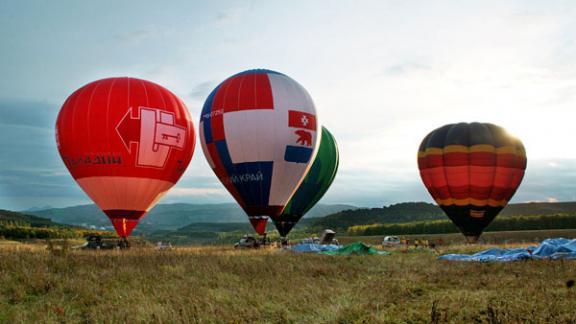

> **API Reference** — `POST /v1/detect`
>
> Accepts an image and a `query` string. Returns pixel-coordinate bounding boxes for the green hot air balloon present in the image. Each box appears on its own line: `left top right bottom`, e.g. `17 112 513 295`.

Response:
271 127 339 237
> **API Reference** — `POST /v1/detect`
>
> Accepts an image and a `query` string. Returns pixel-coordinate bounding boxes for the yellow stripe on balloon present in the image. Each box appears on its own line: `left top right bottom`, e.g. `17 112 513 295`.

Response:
435 198 508 207
418 145 526 158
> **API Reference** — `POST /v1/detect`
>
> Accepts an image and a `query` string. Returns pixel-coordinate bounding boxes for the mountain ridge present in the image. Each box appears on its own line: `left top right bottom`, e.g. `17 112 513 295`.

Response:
311 201 576 230
27 203 357 233
0 209 64 227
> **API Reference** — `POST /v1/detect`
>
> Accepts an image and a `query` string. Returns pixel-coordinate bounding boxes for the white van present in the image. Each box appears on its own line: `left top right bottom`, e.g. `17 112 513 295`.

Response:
382 236 400 247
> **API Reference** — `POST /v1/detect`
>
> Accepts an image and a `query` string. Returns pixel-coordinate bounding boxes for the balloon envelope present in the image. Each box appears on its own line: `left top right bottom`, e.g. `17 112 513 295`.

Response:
273 126 339 237
417 122 526 242
56 77 195 237
199 69 320 235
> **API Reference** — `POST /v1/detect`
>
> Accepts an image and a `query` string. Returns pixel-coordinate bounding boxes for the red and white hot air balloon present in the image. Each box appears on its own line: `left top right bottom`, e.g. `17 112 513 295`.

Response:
199 69 320 235
56 77 195 238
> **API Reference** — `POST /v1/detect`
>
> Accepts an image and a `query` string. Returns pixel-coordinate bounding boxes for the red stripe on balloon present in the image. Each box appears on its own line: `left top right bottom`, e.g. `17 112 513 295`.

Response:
210 113 225 141
469 152 496 166
104 210 146 220
429 185 521 201
104 209 146 238
419 151 525 168
223 75 242 112
237 73 256 109
443 152 468 167
423 164 523 201
423 155 444 168
213 73 274 113
249 217 268 235
255 73 274 108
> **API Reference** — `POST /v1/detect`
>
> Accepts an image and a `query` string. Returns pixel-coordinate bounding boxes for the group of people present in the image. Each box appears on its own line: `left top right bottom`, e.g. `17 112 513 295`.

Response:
399 238 443 249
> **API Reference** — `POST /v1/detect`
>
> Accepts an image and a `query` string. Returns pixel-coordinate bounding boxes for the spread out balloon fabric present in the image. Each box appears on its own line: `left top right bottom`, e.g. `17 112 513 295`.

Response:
199 69 320 235
319 242 390 256
417 122 527 242
56 77 195 237
273 126 339 237
438 238 576 262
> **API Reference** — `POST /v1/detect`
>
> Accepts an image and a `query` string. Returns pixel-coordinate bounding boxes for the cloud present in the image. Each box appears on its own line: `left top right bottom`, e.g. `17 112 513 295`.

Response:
514 159 576 203
379 62 433 77
189 81 216 99
0 100 58 128
114 26 170 45
214 10 243 26
0 100 78 209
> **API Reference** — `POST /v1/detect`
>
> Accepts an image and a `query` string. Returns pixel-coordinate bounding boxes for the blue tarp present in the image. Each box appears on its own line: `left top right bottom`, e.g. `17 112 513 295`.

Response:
438 238 576 262
290 243 340 253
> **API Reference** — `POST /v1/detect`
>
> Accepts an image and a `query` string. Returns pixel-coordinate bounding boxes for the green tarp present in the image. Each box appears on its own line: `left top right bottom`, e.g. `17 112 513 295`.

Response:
320 242 390 256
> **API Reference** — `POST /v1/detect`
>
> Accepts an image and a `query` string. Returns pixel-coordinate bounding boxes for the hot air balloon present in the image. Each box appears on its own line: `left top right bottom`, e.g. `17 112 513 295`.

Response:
199 69 320 236
417 122 526 243
56 77 195 240
273 126 339 237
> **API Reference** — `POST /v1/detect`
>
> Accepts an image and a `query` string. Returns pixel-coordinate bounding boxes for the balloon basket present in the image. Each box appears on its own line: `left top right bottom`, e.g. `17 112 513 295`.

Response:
259 233 271 247
117 237 131 249
465 235 480 244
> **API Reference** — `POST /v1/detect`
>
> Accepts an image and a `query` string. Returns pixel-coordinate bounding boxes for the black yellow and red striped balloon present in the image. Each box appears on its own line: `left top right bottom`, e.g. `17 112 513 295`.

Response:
417 122 527 242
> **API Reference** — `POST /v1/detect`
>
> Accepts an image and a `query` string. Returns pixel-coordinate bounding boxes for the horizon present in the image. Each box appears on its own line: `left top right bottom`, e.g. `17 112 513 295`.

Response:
15 199 576 214
2 1 576 210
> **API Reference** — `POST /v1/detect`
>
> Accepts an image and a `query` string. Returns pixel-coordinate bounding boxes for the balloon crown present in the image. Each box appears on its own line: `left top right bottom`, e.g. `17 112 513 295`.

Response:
231 69 286 77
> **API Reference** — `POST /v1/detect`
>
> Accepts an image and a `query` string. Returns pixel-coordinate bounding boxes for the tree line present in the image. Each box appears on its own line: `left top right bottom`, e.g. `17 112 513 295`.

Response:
0 222 108 240
347 214 576 236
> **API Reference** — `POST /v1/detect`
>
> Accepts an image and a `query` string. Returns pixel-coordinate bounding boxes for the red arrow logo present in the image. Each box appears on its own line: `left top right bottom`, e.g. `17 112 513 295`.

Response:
116 108 141 153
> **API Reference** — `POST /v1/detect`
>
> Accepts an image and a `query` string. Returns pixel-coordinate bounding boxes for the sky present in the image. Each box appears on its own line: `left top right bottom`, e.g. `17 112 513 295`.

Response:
1 0 576 210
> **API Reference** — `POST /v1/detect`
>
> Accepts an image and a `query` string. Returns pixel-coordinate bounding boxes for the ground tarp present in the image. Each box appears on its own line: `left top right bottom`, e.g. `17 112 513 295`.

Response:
438 238 576 262
320 242 390 256
290 243 340 253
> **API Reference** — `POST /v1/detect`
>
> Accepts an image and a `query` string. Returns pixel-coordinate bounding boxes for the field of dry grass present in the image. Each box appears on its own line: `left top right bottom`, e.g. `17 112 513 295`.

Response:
1 240 576 323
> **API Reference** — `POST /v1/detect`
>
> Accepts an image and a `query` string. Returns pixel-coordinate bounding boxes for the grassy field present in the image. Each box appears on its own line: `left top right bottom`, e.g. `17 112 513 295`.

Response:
1 239 576 323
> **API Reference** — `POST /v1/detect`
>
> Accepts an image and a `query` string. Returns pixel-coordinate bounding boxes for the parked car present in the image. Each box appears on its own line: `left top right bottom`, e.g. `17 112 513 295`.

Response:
156 241 173 250
81 234 118 250
234 235 260 249
382 236 400 247
298 230 340 246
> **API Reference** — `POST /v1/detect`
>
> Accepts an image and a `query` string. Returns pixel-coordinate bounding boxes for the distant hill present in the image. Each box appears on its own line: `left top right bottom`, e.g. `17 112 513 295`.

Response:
0 209 111 240
311 201 576 230
311 202 444 230
28 204 110 228
23 206 54 212
0 209 63 227
176 222 256 233
28 203 357 233
147 222 283 245
500 202 576 217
